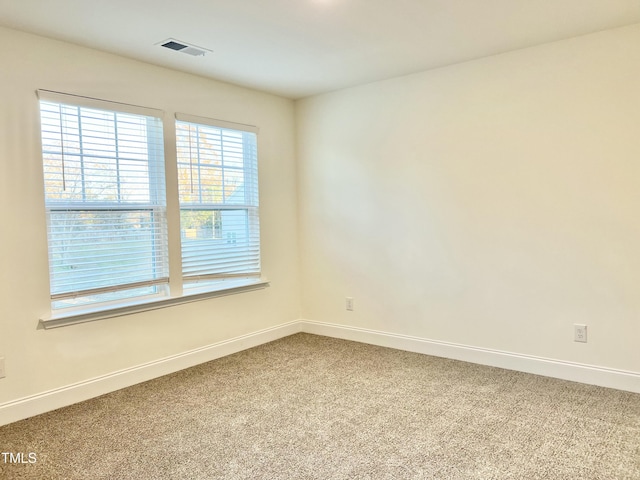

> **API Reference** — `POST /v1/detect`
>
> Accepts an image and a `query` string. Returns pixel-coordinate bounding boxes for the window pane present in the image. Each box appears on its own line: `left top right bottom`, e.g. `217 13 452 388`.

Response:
180 209 259 278
176 118 260 285
48 210 166 295
41 102 165 206
39 95 168 309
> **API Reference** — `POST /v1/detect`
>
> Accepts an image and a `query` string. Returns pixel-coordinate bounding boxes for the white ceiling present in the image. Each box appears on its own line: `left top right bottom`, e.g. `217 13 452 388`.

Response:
1 0 640 99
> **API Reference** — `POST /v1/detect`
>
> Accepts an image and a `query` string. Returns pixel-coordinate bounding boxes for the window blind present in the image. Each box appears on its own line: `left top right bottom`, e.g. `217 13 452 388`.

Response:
175 114 260 287
38 91 168 309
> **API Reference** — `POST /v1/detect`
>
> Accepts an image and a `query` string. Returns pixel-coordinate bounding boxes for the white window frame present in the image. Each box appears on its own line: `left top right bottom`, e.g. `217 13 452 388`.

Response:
175 112 261 293
37 91 267 328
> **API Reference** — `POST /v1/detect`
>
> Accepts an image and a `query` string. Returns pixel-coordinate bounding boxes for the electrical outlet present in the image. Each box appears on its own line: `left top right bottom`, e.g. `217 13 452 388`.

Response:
0 357 5 379
346 297 354 311
574 324 587 343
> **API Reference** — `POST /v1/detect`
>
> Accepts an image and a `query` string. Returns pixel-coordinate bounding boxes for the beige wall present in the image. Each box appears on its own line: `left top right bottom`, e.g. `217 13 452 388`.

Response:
2 20 640 408
0 27 300 404
296 24 640 373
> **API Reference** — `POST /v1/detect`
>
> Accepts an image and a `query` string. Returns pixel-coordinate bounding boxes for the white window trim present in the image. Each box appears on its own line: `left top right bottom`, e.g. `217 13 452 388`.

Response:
39 278 269 329
36 91 266 328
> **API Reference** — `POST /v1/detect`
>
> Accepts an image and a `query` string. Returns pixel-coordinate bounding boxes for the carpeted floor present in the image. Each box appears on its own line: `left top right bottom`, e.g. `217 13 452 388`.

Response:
1 333 639 479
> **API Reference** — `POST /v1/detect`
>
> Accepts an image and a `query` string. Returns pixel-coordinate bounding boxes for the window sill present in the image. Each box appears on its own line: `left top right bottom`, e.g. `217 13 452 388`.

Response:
39 279 270 329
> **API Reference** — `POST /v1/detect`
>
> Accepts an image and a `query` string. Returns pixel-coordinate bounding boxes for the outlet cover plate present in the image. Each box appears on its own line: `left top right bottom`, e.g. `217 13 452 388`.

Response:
346 297 354 311
574 324 587 343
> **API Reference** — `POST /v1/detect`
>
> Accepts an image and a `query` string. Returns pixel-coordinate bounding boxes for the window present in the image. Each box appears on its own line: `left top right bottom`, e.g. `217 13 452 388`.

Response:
37 91 263 322
39 91 168 310
175 114 261 290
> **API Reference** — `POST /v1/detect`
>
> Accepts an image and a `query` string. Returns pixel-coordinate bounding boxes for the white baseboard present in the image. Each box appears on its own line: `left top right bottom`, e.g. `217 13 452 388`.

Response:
0 320 302 427
3 319 638 427
300 320 640 394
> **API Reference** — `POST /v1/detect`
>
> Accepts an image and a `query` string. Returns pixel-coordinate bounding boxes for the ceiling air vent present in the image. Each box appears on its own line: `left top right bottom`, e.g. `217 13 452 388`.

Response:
157 38 211 57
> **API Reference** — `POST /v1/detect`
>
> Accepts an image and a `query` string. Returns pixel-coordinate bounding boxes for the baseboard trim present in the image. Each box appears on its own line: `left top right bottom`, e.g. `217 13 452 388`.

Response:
0 320 302 427
3 319 638 427
299 320 640 394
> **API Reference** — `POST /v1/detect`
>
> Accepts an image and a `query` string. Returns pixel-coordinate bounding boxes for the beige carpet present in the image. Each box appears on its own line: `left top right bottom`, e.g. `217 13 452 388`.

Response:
1 333 639 479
